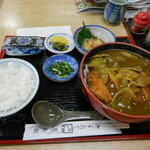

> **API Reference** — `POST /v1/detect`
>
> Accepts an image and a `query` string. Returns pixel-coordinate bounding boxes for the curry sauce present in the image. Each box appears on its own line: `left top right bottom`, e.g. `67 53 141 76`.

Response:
87 50 150 115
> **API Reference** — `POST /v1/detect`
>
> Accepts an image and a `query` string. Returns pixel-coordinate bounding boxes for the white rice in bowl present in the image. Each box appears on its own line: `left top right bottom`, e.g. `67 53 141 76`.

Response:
0 59 39 114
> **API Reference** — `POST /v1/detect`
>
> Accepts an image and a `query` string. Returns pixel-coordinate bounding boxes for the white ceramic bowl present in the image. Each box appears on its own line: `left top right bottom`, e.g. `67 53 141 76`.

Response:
73 25 116 54
44 33 75 54
0 58 39 117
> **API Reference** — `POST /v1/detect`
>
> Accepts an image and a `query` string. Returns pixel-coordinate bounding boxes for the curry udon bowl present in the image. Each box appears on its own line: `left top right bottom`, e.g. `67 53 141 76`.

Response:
79 42 150 123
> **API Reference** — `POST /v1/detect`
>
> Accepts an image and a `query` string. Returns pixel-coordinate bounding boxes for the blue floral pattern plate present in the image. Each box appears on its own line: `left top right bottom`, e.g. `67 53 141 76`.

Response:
5 48 43 56
3 36 45 56
43 54 79 82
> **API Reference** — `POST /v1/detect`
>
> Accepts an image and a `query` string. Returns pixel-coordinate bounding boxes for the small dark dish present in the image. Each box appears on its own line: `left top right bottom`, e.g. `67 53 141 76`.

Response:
80 42 150 123
43 54 79 82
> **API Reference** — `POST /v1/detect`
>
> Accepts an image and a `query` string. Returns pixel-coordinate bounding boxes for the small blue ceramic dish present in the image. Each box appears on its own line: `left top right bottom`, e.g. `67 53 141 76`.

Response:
43 54 79 82
3 36 45 56
5 47 43 56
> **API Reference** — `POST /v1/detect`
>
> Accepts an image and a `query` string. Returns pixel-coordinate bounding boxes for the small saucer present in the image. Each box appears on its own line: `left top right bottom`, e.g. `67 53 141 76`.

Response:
5 48 42 56
44 33 75 54
43 54 79 82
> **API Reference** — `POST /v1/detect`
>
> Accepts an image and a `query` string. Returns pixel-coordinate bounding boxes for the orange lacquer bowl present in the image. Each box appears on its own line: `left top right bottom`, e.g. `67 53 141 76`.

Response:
79 42 150 123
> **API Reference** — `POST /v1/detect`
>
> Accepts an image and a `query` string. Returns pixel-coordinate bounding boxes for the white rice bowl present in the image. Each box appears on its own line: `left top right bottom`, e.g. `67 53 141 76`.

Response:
0 58 39 117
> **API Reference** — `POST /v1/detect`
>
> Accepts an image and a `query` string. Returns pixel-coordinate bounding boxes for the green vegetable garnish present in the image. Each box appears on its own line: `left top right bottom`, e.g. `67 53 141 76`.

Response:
48 61 74 79
77 22 96 46
52 43 68 51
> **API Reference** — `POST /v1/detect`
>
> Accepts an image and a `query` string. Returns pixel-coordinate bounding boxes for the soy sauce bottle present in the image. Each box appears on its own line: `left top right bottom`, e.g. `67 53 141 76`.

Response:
130 12 150 35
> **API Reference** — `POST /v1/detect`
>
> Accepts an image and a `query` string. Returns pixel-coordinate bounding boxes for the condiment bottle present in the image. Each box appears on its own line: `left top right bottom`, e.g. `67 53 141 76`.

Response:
130 12 150 35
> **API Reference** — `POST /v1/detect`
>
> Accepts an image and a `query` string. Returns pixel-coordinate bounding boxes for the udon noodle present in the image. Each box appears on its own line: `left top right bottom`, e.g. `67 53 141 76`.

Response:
86 50 150 115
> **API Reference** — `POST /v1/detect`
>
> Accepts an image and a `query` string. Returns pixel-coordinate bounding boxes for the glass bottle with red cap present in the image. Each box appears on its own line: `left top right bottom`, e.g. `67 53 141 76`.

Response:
130 12 150 35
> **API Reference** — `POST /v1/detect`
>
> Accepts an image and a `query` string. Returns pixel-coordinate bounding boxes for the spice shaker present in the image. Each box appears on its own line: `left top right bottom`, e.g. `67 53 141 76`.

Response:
130 12 150 35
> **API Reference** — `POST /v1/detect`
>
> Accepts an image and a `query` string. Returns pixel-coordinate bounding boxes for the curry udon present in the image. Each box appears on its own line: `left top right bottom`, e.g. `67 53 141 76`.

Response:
86 50 150 115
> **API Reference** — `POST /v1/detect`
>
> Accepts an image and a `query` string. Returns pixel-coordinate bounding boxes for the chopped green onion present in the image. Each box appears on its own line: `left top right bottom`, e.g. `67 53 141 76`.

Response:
48 61 74 79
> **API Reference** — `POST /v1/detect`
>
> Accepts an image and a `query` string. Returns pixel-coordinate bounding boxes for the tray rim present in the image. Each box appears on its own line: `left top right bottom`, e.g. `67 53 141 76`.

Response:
0 134 150 145
0 34 150 145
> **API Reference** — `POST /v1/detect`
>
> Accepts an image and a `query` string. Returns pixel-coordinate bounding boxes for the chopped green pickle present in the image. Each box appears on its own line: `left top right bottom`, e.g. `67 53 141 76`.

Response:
52 43 67 51
48 61 74 79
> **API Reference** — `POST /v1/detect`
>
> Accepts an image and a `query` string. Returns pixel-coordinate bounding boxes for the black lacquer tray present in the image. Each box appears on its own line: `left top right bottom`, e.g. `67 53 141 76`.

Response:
0 23 150 145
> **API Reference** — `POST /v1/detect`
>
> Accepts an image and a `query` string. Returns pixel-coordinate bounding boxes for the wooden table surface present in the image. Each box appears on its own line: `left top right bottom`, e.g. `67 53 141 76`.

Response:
0 0 150 149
